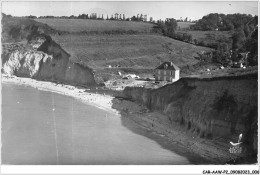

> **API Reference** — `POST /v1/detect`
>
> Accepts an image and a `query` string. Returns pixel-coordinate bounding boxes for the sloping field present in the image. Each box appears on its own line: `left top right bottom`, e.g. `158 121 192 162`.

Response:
186 30 233 46
2 16 212 81
35 19 155 33
51 33 212 69
177 22 195 30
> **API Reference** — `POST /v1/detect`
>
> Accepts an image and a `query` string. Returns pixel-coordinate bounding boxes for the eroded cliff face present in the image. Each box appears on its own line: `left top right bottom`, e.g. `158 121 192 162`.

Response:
2 35 97 87
123 74 258 154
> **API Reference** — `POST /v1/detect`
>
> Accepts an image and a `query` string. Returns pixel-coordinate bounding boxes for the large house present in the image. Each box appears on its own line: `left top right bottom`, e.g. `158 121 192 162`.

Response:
155 62 180 82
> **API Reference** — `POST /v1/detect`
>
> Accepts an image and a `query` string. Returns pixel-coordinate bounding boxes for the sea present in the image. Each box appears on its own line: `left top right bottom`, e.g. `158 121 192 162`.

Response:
1 83 205 165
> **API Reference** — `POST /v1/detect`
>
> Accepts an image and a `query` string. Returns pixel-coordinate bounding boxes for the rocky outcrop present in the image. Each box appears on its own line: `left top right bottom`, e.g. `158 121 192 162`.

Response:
123 74 258 155
2 50 47 77
2 36 97 87
2 16 96 87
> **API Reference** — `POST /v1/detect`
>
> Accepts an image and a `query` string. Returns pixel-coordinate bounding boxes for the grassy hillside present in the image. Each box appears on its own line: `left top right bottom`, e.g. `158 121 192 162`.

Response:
2 16 213 82
51 33 212 82
35 19 155 33
52 33 212 69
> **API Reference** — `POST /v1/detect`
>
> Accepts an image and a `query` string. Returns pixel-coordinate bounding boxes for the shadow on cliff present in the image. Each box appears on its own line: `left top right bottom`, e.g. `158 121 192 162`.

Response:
109 97 212 165
109 73 258 164
85 88 210 164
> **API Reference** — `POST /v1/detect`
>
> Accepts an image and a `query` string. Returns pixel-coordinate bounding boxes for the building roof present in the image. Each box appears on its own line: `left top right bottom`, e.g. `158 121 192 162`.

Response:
156 62 180 71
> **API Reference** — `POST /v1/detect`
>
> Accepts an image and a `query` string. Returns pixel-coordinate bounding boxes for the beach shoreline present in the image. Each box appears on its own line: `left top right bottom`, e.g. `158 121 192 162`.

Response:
1 75 120 116
2 75 253 164
1 75 211 164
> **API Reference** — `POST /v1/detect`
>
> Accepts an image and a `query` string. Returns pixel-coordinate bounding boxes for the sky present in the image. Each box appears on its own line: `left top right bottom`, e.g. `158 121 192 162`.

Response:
1 1 258 21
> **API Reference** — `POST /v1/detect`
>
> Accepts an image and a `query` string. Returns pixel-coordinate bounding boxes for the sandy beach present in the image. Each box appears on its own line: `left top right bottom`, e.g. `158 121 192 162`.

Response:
1 75 119 115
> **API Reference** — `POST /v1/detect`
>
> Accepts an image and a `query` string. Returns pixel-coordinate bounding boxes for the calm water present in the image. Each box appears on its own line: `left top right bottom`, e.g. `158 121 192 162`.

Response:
1 83 203 165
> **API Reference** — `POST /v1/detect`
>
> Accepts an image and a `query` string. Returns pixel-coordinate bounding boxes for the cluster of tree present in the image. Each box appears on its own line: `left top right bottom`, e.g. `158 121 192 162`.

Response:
21 13 150 22
128 14 148 22
187 14 258 66
175 14 258 66
193 32 232 49
108 13 125 20
153 18 178 37
244 28 258 65
153 18 194 43
190 13 256 31
176 17 195 23
212 26 258 66
37 13 106 20
174 32 193 43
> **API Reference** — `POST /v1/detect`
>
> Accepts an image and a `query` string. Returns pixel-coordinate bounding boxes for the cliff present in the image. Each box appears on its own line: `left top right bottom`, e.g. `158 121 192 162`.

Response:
2 35 97 87
2 16 97 87
123 74 258 158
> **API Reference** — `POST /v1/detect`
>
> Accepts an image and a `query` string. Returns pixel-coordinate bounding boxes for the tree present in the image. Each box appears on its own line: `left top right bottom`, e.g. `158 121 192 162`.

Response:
165 18 177 37
191 13 254 31
115 13 119 20
140 14 143 21
243 24 250 37
212 43 231 64
131 16 138 21
193 39 198 44
246 29 258 66
110 15 114 20
153 21 166 34
227 22 234 30
232 29 246 50
90 13 97 19
186 33 192 42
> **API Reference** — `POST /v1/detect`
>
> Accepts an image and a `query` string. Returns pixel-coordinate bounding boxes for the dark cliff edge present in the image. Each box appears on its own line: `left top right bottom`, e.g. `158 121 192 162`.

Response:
123 74 258 163
35 35 97 87
2 17 97 87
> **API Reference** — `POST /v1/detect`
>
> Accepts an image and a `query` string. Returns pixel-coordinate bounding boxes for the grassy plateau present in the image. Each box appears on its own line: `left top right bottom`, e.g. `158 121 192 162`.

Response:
36 19 155 33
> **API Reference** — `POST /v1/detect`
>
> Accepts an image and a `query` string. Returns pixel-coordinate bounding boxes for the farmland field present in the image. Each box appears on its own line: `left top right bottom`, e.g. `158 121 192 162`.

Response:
51 33 212 81
51 33 212 69
35 19 155 33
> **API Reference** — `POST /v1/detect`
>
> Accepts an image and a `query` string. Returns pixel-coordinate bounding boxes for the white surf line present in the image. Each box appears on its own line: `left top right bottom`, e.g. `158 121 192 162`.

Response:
51 92 59 165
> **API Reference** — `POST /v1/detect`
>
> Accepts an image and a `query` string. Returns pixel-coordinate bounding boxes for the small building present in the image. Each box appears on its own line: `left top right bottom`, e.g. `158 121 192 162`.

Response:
155 62 180 82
